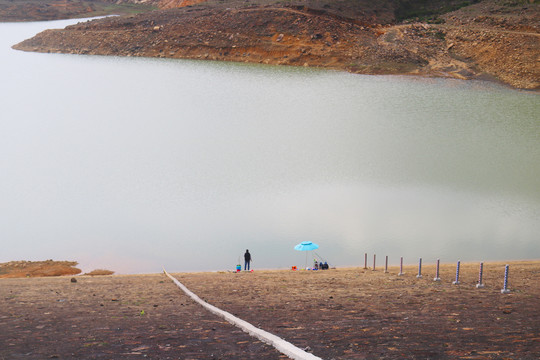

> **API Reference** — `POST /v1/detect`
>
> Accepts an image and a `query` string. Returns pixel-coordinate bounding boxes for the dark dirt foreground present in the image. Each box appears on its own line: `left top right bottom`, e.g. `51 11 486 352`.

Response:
0 274 284 359
1 261 539 359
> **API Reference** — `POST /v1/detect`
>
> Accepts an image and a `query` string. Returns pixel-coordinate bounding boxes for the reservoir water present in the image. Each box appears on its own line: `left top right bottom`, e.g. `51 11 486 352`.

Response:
1 19 539 274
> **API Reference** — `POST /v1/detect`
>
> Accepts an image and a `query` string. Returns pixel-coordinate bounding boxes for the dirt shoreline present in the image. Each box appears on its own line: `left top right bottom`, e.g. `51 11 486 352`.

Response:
9 0 540 90
1 260 539 359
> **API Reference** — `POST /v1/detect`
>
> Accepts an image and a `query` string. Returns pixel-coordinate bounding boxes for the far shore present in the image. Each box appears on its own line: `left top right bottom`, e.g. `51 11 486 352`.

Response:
10 1 540 91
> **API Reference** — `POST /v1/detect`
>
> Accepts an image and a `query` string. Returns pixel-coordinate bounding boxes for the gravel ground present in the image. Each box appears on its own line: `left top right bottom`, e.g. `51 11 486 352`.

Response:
1 260 539 359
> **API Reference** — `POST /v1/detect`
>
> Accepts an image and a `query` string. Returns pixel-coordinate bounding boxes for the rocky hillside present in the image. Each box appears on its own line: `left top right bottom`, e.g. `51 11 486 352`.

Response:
440 1 539 89
9 0 540 89
0 0 158 21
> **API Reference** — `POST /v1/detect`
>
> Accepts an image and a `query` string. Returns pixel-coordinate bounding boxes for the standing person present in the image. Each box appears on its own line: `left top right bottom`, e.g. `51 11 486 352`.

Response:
244 249 252 271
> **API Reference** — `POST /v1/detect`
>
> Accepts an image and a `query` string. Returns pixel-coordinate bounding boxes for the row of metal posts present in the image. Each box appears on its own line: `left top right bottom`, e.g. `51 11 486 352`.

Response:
363 253 511 294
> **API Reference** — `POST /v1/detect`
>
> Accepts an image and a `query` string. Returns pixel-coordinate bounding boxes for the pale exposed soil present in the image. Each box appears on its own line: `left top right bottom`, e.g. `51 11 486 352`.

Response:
0 260 82 279
0 261 116 279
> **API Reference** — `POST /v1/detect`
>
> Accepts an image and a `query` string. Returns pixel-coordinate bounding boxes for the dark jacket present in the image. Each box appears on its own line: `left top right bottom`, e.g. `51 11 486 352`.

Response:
244 251 251 262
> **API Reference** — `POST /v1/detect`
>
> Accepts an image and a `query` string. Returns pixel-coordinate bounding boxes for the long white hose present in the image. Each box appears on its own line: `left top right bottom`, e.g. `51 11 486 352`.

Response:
163 268 323 360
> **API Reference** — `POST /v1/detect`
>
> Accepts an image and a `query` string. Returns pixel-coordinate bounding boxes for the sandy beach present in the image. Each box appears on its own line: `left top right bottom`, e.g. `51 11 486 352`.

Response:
1 260 539 359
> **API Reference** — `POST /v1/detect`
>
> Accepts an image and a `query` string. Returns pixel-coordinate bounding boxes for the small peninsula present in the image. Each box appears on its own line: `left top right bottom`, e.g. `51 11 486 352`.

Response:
7 0 540 90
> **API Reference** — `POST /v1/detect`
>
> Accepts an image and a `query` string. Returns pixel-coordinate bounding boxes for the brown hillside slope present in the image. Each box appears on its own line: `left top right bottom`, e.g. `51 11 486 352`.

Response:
440 0 539 89
159 0 208 9
11 0 540 89
0 0 158 22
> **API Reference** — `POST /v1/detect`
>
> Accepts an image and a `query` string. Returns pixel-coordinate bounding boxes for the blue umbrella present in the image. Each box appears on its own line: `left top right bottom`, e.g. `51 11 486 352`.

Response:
294 241 319 251
294 241 319 269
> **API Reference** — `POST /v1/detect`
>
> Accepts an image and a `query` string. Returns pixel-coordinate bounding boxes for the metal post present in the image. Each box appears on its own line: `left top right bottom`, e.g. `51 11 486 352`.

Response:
372 254 376 271
452 260 461 285
501 264 510 294
434 258 441 281
476 262 485 288
384 256 388 273
416 258 423 278
398 257 404 276
364 253 368 269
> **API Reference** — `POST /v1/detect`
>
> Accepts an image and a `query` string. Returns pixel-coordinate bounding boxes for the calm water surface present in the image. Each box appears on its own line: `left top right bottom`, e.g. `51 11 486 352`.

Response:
1 19 539 273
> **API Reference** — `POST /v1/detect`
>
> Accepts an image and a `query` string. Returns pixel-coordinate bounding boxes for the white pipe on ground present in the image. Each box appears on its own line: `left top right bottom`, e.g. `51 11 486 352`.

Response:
163 268 323 360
